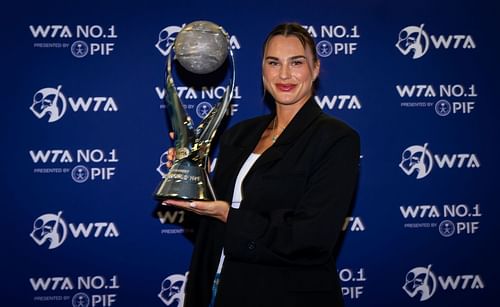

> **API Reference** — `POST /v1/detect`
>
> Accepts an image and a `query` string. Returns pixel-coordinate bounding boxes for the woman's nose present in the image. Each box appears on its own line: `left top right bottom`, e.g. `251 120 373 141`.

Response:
279 64 291 79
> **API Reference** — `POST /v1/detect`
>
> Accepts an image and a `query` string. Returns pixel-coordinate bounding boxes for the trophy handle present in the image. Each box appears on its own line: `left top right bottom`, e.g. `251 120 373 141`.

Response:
165 53 196 152
195 49 236 154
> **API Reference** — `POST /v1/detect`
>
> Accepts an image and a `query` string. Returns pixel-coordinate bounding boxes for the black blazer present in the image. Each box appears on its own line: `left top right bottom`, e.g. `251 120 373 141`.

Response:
184 100 360 307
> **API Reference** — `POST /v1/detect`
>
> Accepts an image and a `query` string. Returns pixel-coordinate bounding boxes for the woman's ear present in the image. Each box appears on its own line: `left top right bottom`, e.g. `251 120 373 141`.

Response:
313 60 321 81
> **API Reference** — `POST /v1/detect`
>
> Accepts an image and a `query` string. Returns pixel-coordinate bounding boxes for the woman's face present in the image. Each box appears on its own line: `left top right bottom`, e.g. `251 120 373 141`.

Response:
262 35 319 107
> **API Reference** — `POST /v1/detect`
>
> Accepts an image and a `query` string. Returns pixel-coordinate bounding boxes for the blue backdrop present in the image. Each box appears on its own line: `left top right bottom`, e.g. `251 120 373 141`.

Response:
3 0 499 306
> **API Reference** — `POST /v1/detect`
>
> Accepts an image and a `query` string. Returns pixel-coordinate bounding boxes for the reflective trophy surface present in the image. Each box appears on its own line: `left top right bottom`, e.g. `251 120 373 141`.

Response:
154 21 235 201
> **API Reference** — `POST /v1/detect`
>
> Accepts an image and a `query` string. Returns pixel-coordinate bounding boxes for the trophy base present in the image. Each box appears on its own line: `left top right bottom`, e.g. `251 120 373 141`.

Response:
154 160 215 201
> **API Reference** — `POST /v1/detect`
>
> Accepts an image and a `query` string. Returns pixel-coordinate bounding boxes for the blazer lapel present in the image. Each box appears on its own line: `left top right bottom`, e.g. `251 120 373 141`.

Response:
215 115 272 201
218 99 322 200
274 99 323 146
251 99 323 170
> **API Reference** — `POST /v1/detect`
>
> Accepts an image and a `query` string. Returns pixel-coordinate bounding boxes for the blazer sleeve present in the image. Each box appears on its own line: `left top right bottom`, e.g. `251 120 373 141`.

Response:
223 129 360 266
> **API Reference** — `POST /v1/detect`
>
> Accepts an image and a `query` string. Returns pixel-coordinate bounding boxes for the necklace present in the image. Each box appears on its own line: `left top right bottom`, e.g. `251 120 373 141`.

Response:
271 117 285 143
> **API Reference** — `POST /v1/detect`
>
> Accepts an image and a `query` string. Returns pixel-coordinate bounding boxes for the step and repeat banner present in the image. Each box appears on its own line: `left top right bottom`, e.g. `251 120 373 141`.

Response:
3 1 499 306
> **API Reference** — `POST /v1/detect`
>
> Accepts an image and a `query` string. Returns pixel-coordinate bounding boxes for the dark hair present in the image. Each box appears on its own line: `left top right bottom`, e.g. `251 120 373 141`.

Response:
263 22 318 63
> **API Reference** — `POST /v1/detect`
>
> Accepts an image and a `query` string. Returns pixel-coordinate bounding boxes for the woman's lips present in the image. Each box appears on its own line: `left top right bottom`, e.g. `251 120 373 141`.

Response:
276 84 296 92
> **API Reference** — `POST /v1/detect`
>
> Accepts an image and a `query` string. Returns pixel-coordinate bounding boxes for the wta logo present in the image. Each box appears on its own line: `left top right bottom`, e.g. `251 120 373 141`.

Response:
403 265 437 301
30 211 68 249
403 264 484 301
396 24 476 59
399 144 433 179
158 272 188 307
399 143 480 179
30 211 119 249
30 85 118 123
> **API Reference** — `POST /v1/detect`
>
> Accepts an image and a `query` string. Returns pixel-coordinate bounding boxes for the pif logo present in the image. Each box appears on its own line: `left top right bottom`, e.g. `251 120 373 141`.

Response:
30 148 119 183
396 83 478 117
303 24 361 56
155 85 241 119
29 24 117 58
30 275 120 307
400 203 482 237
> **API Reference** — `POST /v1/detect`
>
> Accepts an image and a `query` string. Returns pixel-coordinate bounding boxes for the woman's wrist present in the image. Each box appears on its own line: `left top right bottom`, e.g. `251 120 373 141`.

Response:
219 202 230 223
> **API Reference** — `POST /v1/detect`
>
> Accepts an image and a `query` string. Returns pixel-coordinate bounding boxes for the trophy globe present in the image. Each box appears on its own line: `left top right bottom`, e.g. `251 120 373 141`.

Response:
174 21 229 74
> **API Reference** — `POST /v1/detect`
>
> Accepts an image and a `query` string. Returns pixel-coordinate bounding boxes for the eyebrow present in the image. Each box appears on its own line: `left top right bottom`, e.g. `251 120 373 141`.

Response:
265 55 307 61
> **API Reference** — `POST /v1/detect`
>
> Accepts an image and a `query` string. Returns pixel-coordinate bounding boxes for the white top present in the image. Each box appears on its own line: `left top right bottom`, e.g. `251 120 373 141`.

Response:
215 153 261 274
230 153 260 208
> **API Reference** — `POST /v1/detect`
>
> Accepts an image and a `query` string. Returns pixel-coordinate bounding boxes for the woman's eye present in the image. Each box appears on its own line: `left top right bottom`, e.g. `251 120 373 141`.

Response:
291 60 304 66
267 61 279 66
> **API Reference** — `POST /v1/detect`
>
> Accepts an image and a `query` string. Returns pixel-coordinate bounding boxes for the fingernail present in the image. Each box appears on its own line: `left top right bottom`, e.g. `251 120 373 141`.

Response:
162 201 171 206
189 202 196 208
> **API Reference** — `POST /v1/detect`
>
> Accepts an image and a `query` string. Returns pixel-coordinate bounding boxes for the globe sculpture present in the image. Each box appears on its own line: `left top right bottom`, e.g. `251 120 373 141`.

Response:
174 20 229 74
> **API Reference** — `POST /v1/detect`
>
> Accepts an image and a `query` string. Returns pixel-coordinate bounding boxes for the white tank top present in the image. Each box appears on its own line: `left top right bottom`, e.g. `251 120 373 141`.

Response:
230 153 260 208
215 153 261 273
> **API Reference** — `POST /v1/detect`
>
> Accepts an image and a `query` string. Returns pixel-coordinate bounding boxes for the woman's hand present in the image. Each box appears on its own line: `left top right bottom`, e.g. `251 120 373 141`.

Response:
166 132 176 168
165 147 175 168
163 199 230 223
163 131 226 221
165 132 212 169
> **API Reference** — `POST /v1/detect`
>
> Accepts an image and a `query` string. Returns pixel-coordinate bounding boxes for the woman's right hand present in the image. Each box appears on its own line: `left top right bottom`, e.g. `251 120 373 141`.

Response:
166 132 176 169
166 147 176 168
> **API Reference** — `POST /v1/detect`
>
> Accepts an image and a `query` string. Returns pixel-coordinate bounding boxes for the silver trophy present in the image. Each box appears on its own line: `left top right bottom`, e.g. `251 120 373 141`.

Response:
154 20 235 201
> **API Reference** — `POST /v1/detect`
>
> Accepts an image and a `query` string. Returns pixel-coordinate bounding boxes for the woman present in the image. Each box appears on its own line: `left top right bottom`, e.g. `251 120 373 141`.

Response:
164 22 360 307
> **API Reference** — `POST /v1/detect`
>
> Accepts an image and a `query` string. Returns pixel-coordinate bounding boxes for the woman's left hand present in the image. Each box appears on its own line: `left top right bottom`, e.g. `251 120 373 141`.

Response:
163 199 230 223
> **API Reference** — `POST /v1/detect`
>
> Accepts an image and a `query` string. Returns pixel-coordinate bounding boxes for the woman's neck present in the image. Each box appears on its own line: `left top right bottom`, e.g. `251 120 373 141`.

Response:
274 96 310 127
